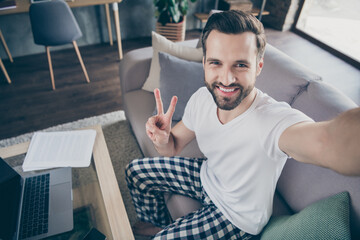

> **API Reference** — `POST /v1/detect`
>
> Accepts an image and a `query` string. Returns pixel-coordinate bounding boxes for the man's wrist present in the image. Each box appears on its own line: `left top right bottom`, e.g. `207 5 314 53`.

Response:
153 134 175 156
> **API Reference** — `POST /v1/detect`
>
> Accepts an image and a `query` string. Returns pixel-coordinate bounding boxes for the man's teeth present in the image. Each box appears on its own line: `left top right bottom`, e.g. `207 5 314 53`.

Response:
219 87 235 93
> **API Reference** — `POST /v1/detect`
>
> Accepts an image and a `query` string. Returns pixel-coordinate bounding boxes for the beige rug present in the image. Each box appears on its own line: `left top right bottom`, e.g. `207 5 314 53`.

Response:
0 111 127 147
0 110 144 236
101 119 144 228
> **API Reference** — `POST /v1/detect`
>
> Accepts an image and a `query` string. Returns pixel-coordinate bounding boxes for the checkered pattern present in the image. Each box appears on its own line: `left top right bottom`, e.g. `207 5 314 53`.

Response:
125 156 254 240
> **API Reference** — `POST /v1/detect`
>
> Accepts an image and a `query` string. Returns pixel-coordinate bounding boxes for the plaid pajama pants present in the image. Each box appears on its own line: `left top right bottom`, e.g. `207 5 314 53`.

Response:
125 156 254 240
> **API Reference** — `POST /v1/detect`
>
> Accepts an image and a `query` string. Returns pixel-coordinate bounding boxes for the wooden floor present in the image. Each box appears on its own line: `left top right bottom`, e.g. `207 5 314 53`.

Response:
0 38 150 140
0 29 359 140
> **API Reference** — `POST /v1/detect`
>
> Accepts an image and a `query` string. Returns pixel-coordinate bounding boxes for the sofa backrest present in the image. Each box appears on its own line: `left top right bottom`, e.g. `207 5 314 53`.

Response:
257 44 360 238
256 44 322 105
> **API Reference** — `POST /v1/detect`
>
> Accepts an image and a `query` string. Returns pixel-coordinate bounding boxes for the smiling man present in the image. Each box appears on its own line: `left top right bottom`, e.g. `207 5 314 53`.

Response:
204 30 261 120
125 10 360 239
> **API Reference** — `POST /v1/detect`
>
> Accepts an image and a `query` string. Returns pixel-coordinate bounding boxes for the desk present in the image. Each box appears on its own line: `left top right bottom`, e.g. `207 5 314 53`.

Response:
0 125 134 240
0 0 123 59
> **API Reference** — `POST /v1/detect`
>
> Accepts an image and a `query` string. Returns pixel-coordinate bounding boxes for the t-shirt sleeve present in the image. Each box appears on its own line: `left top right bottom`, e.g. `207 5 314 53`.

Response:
262 104 314 161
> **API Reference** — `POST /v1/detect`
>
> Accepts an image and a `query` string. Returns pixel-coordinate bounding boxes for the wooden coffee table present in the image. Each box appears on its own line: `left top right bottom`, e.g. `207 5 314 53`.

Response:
0 125 134 240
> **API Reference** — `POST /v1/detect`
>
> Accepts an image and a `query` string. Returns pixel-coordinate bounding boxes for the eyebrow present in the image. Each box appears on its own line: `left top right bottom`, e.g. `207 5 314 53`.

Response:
206 58 220 63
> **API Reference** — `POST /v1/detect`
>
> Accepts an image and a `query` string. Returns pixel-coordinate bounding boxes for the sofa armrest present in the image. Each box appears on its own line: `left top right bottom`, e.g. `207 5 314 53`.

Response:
119 46 153 95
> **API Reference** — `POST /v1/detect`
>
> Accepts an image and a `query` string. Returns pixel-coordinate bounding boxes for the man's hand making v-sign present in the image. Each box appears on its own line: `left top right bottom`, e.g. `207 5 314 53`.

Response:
146 88 178 146
145 88 196 157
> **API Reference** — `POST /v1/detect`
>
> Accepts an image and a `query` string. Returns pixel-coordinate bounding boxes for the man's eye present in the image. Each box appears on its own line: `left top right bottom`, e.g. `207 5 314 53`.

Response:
236 63 247 68
209 61 220 65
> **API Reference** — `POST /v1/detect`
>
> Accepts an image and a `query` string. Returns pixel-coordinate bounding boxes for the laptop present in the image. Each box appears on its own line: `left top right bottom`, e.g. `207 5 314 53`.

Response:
0 157 73 240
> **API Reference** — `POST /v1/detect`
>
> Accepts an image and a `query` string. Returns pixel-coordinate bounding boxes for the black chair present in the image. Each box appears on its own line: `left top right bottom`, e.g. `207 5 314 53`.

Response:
29 0 90 90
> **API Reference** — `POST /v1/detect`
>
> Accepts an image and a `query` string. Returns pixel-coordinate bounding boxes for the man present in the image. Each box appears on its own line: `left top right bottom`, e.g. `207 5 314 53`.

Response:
126 10 360 239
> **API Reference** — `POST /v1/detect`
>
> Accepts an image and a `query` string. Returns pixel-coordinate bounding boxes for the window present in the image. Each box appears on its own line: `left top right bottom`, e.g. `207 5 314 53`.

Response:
295 0 360 66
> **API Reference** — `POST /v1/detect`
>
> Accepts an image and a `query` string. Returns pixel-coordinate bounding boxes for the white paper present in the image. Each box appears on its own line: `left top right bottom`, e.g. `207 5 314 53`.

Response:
22 129 96 172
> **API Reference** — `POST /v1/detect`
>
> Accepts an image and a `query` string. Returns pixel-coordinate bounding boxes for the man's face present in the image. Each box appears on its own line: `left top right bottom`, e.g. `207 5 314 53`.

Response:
203 30 263 111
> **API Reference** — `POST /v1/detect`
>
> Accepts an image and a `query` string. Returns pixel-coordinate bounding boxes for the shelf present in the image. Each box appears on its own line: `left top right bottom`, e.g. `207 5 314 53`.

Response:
194 8 270 23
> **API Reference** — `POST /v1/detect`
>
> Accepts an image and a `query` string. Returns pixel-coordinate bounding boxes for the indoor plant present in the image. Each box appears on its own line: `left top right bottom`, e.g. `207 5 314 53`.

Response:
154 0 197 41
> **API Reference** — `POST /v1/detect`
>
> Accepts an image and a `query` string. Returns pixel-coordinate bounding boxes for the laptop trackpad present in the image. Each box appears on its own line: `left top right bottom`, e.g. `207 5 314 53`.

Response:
47 182 73 235
50 182 72 212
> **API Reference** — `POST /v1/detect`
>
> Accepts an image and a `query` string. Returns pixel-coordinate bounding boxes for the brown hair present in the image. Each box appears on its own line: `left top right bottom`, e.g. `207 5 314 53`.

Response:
201 10 266 62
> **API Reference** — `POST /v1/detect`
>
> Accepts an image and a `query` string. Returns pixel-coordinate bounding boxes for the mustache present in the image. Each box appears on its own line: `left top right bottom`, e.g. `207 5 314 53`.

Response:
211 82 243 89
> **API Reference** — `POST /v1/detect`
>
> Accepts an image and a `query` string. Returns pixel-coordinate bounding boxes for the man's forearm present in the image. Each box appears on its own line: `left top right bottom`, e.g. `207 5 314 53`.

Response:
326 107 360 175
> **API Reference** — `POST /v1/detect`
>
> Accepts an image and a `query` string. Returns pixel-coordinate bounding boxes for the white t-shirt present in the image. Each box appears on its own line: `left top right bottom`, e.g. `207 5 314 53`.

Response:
182 87 313 235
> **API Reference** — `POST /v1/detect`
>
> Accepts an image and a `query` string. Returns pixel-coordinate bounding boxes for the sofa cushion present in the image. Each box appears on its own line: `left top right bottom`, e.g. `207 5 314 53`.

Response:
156 52 205 120
272 191 293 217
142 31 203 92
164 193 203 221
256 44 322 105
261 192 351 240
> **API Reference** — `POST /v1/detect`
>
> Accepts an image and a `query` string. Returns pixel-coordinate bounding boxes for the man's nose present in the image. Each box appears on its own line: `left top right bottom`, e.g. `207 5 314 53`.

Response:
220 67 236 86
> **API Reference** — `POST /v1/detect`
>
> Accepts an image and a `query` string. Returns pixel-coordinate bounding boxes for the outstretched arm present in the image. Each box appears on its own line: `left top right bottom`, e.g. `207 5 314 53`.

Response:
279 107 360 176
146 89 195 157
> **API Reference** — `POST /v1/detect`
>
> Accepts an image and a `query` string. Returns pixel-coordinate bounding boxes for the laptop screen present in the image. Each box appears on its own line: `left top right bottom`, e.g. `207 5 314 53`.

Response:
0 157 23 240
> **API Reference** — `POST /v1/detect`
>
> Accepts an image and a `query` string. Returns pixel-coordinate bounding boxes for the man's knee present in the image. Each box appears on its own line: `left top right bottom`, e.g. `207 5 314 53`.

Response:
125 158 143 178
125 158 163 194
125 158 135 172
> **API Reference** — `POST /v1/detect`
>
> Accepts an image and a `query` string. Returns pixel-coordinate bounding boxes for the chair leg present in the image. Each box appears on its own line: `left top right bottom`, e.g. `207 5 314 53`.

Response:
0 30 13 63
105 4 113 46
72 41 90 83
0 57 11 84
46 46 56 90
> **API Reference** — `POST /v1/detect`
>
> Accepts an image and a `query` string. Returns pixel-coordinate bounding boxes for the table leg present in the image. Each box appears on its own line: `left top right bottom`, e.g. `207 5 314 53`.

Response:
105 4 113 46
112 2 123 60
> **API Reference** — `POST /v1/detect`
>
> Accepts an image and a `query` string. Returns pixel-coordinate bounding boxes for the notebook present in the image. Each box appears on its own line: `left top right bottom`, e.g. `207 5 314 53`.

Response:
0 157 73 240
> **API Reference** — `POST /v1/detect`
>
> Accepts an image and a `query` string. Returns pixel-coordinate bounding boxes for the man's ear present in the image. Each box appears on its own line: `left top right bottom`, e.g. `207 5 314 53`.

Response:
202 56 205 68
256 58 264 76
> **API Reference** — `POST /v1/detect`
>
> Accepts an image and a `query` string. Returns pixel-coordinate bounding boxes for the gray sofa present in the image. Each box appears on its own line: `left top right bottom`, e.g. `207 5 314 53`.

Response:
119 39 360 238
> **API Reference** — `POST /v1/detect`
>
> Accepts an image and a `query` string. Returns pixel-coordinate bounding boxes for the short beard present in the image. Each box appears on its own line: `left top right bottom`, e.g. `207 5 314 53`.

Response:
205 81 254 111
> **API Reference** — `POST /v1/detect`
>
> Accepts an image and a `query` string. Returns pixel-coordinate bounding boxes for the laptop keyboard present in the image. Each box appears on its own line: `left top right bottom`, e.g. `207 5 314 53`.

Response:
20 174 50 239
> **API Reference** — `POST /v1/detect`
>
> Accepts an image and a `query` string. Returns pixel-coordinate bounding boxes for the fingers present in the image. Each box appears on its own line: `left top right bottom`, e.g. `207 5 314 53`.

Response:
154 88 163 115
165 96 178 119
154 89 177 119
146 116 156 132
146 117 157 142
146 116 169 144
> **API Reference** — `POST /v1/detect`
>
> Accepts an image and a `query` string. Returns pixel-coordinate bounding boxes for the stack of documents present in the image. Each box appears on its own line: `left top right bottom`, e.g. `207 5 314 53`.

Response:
23 130 96 172
0 0 16 10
